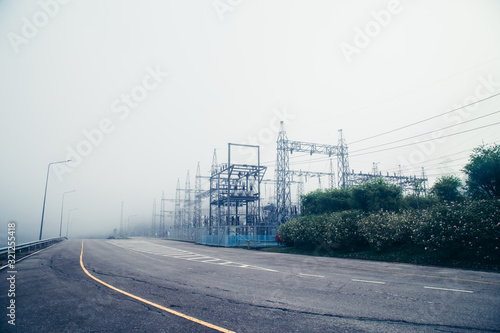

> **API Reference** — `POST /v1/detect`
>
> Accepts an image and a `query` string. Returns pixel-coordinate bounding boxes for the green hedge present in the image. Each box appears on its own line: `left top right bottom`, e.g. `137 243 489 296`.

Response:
277 199 500 262
278 211 365 252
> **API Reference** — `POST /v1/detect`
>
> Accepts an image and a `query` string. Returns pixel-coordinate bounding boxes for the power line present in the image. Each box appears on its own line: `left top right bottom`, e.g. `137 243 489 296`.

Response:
350 121 500 157
422 162 466 172
269 134 500 170
261 108 500 170
351 110 500 153
349 91 500 145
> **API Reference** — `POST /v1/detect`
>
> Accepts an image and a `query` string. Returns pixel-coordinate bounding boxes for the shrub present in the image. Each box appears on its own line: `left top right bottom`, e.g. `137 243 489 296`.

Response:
278 198 500 264
350 178 403 212
358 210 421 252
277 211 365 252
301 188 351 215
416 199 500 261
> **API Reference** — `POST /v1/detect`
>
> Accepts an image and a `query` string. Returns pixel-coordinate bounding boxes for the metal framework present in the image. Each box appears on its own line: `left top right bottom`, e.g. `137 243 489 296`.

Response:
158 121 428 246
275 121 350 223
337 129 350 188
209 143 267 228
174 179 181 234
275 123 292 223
183 171 192 239
194 162 202 228
348 169 427 193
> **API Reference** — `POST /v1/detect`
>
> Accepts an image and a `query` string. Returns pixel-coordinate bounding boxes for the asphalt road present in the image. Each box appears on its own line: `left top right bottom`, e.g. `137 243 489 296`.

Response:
1 238 499 332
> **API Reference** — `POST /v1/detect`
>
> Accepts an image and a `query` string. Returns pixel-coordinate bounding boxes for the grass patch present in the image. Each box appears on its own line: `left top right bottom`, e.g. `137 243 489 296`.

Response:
258 246 500 272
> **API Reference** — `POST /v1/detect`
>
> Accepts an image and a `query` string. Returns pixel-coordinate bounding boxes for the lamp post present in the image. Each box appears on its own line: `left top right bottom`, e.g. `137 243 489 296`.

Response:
66 208 78 238
59 190 76 237
39 160 71 240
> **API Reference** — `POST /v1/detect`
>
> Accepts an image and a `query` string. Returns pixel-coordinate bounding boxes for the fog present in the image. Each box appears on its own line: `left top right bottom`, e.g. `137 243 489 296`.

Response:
1 1 499 246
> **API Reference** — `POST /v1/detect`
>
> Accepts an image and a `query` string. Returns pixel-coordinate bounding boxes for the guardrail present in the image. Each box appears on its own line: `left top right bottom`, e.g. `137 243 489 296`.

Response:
0 237 66 257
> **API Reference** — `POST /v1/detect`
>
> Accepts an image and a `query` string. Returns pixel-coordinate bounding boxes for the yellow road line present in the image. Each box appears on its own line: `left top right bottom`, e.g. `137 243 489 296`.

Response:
80 240 235 333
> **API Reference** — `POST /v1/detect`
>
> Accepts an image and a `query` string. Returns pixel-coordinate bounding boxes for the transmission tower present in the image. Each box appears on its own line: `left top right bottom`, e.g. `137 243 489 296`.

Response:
194 162 202 228
275 122 348 222
184 170 192 240
337 129 350 188
160 192 166 236
276 121 292 223
209 149 219 227
329 159 335 189
297 174 304 215
174 178 181 237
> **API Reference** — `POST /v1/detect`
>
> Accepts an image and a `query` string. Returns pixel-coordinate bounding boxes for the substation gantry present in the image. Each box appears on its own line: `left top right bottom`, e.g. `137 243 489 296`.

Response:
209 143 267 228
275 122 427 223
157 121 428 240
275 121 350 223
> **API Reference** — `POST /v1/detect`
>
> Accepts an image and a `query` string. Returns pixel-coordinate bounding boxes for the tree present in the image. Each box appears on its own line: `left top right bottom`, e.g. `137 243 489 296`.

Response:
462 144 500 198
430 175 463 202
350 178 403 212
301 188 351 215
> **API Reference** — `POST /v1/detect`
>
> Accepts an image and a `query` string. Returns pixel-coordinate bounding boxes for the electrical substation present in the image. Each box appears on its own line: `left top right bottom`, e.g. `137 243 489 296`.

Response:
151 121 427 247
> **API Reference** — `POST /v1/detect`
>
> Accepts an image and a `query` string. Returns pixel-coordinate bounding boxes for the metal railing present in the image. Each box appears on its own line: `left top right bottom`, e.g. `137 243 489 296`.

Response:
0 237 66 257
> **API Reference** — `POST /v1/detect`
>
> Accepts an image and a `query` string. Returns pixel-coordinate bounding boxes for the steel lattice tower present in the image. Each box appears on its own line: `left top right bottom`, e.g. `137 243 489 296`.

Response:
210 149 219 227
184 171 191 238
174 179 181 236
160 192 166 236
329 159 335 189
337 129 350 188
194 162 202 228
276 121 291 223
297 175 304 215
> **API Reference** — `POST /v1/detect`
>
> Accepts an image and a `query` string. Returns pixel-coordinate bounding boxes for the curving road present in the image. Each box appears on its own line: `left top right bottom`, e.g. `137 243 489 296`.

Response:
1 238 499 332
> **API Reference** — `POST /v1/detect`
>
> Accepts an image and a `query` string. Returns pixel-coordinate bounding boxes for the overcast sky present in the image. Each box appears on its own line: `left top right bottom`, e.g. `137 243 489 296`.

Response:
1 0 499 245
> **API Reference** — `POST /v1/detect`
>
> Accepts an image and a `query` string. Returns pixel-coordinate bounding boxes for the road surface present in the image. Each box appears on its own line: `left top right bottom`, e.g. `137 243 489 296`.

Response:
1 238 499 332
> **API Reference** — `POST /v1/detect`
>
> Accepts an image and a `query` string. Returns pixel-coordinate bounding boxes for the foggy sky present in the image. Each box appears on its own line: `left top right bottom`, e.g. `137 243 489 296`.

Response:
1 0 499 246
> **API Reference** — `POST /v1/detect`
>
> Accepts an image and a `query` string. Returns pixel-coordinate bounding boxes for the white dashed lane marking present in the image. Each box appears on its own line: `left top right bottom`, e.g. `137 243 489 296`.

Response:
298 273 325 278
424 286 474 293
352 279 386 285
107 240 278 272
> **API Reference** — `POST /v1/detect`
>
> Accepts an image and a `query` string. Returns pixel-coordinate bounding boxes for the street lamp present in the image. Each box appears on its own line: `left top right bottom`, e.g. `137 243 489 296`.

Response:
59 190 76 237
66 208 78 238
39 159 71 240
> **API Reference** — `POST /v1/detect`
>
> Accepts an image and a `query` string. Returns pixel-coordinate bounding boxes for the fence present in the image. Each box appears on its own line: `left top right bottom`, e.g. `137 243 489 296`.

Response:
169 226 280 248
